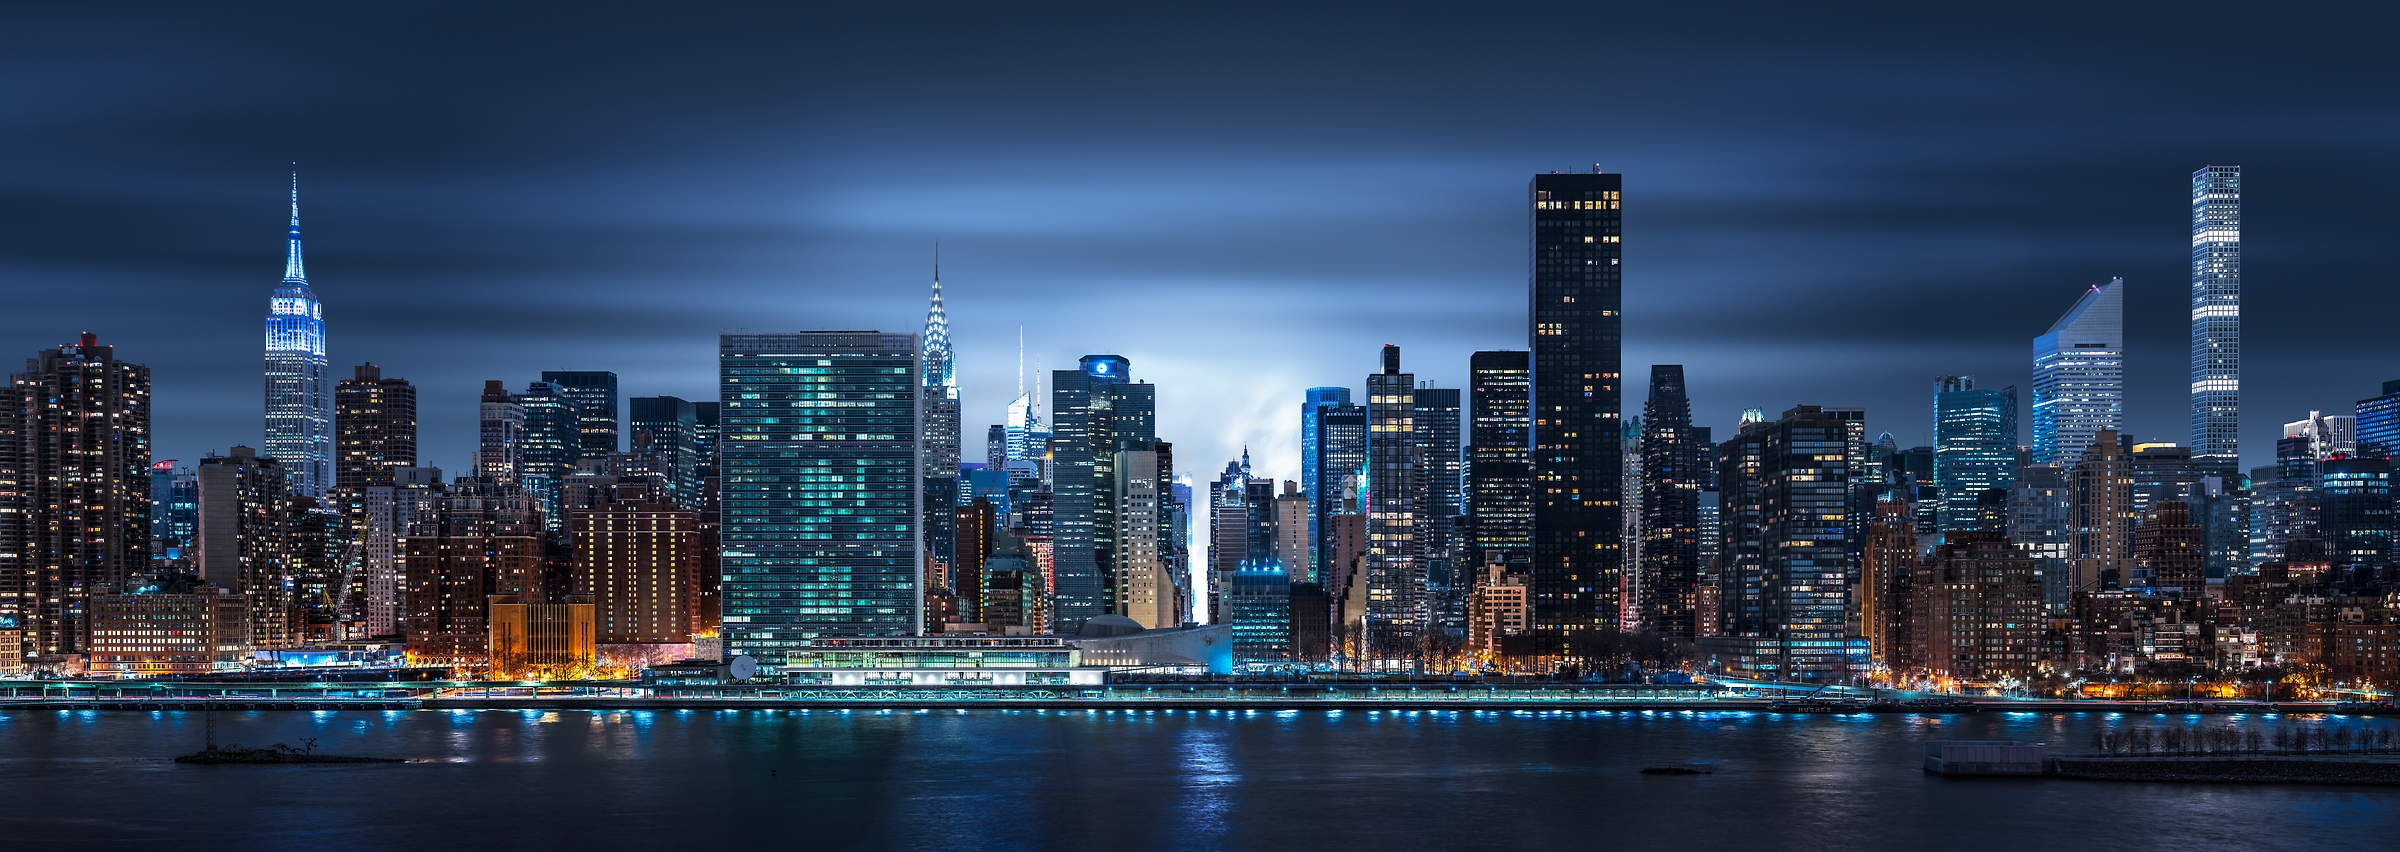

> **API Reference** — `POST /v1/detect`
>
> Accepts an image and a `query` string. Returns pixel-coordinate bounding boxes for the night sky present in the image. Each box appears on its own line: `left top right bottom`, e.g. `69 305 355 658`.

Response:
5 3 2396 485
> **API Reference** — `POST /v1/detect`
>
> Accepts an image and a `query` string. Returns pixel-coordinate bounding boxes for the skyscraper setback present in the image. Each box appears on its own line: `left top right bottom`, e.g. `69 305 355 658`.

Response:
1529 170 1623 662
2191 166 2241 465
920 274 962 600
264 175 332 498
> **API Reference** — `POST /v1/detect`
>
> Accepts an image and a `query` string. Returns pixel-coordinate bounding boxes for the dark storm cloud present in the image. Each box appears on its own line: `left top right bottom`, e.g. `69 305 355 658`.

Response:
3 2 2397 479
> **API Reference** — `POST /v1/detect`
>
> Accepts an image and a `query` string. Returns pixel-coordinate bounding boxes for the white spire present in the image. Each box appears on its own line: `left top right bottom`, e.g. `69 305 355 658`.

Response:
283 169 306 283
921 245 954 391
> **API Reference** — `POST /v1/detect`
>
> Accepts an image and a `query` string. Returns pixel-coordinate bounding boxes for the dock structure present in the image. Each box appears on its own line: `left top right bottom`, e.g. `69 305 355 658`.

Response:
1923 741 2048 775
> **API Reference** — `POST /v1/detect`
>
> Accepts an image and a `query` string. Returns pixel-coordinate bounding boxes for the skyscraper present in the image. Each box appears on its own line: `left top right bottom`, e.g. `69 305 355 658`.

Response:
2320 455 2395 570
1529 170 1623 663
691 401 720 487
920 274 962 599
1301 386 1351 576
1113 447 1174 628
1413 385 1463 566
2070 430 2133 592
264 175 332 498
2031 279 2124 466
1701 406 1864 682
1208 455 1250 624
3 334 152 666
1639 365 1702 638
477 381 525 485
1364 345 1426 646
1311 403 1368 586
2191 166 2242 466
148 462 198 564
197 447 289 649
1047 355 1152 629
629 396 699 507
719 332 919 666
539 371 620 461
2283 411 2357 461
1468 350 1532 563
1933 376 2018 532
518 380 579 529
2357 380 2400 460
334 364 416 491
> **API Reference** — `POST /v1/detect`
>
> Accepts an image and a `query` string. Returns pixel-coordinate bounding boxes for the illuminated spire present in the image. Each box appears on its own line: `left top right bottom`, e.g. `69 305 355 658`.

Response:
283 169 306 284
922 244 954 391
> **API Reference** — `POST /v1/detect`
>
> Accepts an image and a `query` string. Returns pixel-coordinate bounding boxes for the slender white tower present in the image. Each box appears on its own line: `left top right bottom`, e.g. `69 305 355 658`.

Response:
2190 166 2241 465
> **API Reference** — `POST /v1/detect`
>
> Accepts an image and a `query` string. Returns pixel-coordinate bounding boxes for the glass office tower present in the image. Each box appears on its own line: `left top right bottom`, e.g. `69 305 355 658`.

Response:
1468 350 1532 563
719 332 919 666
1529 170 1624 660
540 370 620 460
1639 365 1702 638
2355 380 2400 460
1933 376 2018 532
2191 166 2242 466
1300 387 1351 576
2031 278 2123 466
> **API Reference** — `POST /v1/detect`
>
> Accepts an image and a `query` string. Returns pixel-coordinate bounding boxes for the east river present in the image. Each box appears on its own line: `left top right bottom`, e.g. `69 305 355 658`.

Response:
1 707 2394 850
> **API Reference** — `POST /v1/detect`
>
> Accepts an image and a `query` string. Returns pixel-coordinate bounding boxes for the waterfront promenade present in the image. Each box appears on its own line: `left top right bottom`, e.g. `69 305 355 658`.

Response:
0 678 2385 715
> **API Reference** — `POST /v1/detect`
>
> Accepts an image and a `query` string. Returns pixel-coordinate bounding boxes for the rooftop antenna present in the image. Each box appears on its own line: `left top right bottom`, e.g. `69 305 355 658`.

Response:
1016 326 1025 397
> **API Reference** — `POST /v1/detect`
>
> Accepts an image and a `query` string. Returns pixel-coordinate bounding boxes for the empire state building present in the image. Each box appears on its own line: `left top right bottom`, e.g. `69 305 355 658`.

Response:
265 173 332 497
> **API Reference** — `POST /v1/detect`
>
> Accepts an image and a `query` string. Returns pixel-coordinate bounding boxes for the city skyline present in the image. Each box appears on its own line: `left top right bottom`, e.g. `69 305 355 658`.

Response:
6 6 2396 488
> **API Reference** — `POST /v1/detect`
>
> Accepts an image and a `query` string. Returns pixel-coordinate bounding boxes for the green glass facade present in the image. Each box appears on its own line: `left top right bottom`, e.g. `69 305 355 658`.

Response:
719 333 919 666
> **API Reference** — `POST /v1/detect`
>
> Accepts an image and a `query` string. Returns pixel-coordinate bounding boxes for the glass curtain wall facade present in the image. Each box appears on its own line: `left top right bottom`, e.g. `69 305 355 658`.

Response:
1933 376 2018 532
719 332 919 666
1529 172 1624 663
2359 380 2400 460
1311 404 1367 587
629 396 699 507
1639 365 1702 638
1414 386 1462 566
1469 350 1532 563
518 381 579 531
539 371 620 461
2031 279 2124 466
2191 165 2242 466
1365 346 1425 644
1300 387 1351 577
1046 356 1149 630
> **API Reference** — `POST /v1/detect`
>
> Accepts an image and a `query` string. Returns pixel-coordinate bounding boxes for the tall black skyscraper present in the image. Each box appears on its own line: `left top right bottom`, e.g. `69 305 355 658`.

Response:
1468 350 1532 563
1529 170 1623 664
1365 345 1424 640
1414 386 1462 564
1639 365 1701 638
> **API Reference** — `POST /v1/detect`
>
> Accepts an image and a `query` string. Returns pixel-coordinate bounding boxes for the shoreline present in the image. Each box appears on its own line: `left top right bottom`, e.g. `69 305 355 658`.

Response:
0 696 2387 714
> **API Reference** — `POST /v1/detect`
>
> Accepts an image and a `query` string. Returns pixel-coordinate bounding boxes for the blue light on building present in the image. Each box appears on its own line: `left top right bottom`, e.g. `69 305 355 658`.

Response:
719 332 920 667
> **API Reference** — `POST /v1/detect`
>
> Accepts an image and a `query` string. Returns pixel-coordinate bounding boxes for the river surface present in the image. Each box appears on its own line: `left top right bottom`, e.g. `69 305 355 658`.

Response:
1 707 2394 850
